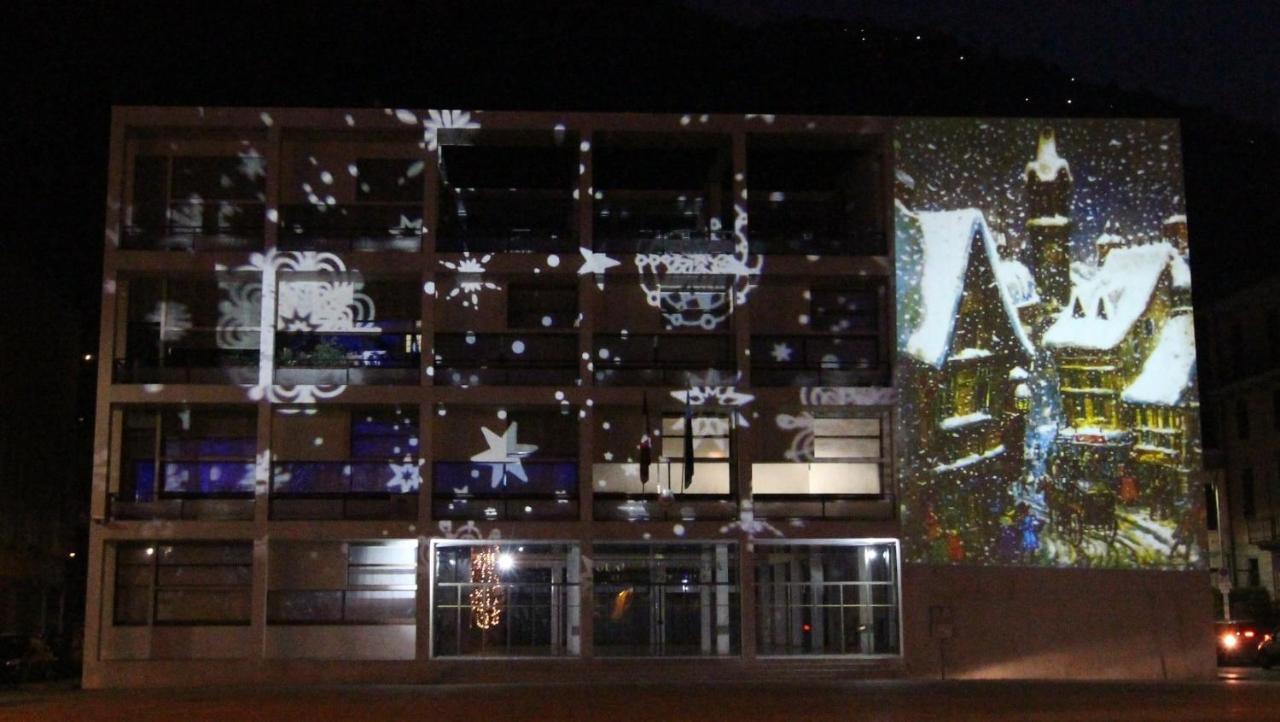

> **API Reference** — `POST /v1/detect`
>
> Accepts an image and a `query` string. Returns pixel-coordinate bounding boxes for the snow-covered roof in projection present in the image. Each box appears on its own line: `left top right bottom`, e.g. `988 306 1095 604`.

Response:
1043 241 1190 351
1026 130 1072 183
997 259 1040 308
899 204 1035 368
1121 313 1197 406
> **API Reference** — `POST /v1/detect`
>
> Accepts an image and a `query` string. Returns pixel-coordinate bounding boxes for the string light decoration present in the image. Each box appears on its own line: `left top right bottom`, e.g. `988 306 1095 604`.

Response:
469 545 504 630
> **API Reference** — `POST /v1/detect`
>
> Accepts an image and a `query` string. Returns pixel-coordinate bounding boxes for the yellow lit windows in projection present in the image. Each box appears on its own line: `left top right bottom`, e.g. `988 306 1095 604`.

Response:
754 417 882 496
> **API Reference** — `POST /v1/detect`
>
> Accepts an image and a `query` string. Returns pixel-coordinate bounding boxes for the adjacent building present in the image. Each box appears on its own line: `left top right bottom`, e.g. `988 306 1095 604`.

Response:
82 109 1213 687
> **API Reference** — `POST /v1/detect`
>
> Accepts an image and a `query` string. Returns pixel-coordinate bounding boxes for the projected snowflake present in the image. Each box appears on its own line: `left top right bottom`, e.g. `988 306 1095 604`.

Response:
670 386 755 427
145 301 192 342
439 252 500 308
423 109 480 153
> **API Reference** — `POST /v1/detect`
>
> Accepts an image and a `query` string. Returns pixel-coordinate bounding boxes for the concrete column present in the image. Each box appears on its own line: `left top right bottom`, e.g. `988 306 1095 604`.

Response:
809 551 825 651
857 546 876 653
715 543 731 655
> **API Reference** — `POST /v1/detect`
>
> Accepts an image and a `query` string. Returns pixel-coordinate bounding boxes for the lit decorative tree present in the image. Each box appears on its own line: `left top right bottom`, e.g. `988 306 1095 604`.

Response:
469 546 504 630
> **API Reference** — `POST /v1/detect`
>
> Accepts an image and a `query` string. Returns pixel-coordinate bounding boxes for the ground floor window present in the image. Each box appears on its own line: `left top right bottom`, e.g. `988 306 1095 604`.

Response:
754 541 900 656
593 543 739 656
432 542 580 657
114 542 252 625
268 540 417 624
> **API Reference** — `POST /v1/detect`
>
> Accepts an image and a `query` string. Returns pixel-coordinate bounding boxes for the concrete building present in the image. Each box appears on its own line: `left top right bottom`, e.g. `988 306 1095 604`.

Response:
83 108 1213 687
1200 275 1280 605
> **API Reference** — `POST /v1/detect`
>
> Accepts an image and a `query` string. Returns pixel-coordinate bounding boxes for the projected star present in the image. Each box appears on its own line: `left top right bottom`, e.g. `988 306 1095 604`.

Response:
385 462 422 493
770 342 794 363
577 247 620 276
470 423 538 488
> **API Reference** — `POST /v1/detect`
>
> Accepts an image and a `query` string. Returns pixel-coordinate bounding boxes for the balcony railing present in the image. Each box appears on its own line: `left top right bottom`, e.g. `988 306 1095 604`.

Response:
437 189 577 253
270 461 420 520
433 460 578 520
267 589 417 624
278 203 424 252
750 334 886 387
592 333 735 387
1246 516 1279 547
274 331 421 386
433 333 579 386
593 192 727 254
111 458 256 520
122 200 265 251
748 195 885 255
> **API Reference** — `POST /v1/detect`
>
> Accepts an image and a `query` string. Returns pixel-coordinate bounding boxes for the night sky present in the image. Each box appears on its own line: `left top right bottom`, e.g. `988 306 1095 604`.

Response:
896 118 1186 263
1 0 1277 499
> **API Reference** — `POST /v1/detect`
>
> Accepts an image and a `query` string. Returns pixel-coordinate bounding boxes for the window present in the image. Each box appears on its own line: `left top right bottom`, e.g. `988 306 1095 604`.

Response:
432 542 581 657
810 287 880 334
754 542 900 656
355 158 424 202
1204 483 1218 531
1247 558 1261 588
754 417 884 496
117 408 256 506
593 543 739 657
507 283 578 329
114 543 252 626
655 413 732 495
127 154 266 250
942 365 992 422
268 541 417 624
1237 399 1251 440
1243 468 1256 518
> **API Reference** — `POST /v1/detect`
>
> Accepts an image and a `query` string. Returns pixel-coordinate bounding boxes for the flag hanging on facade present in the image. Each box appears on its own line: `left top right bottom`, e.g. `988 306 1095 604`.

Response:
639 393 651 486
682 389 694 492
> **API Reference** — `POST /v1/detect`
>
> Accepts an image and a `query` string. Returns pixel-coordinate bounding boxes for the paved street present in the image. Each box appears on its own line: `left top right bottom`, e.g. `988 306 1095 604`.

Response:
3 678 1280 722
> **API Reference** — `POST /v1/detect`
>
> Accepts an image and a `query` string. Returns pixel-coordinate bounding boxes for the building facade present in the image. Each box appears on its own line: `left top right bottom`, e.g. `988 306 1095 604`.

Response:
1200 275 1280 606
83 108 1213 687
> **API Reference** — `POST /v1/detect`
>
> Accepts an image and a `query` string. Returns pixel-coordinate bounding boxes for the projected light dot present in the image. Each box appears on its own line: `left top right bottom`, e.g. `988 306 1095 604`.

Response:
497 410 508 420
511 340 526 354
542 316 553 327
555 391 565 401
673 524 686 537
547 254 560 267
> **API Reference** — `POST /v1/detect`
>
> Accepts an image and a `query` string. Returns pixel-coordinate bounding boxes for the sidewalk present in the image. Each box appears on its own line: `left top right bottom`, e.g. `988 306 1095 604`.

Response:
3 679 1280 722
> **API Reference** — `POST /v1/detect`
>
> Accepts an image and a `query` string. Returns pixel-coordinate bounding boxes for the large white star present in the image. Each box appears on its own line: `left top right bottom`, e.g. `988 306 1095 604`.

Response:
577 247 620 276
470 422 538 488
770 342 793 363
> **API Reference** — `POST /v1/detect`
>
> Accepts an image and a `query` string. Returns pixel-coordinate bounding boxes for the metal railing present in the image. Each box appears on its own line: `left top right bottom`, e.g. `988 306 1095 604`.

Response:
433 333 579 386
121 200 265 251
432 460 579 521
437 190 577 253
277 203 423 252
267 588 417 624
270 461 420 520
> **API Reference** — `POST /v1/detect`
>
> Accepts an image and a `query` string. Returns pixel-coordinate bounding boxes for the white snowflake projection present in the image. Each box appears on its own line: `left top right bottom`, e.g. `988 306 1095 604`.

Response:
423 109 480 153
776 412 815 462
439 252 500 308
236 151 267 182
635 203 761 329
718 500 783 538
770 342 794 363
145 301 193 342
215 250 379 407
385 461 423 493
670 386 755 427
471 423 539 488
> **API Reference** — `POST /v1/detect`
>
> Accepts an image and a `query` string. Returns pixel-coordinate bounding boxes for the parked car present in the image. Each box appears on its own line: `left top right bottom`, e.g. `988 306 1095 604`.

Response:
0 635 56 683
1258 626 1280 669
1216 620 1264 665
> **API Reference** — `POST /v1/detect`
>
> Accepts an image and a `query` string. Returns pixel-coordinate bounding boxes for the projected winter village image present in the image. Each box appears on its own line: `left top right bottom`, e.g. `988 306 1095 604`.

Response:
894 118 1200 568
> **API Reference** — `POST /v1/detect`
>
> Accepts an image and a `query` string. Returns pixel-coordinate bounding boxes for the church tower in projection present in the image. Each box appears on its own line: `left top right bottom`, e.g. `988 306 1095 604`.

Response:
1024 128 1073 312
